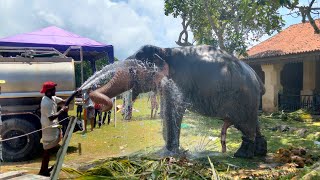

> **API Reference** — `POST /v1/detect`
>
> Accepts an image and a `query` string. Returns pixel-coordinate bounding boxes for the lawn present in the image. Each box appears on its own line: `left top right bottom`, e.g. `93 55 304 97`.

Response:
1 95 320 179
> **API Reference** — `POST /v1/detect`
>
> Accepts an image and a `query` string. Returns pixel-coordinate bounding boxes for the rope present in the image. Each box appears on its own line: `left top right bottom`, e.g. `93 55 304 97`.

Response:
0 116 71 142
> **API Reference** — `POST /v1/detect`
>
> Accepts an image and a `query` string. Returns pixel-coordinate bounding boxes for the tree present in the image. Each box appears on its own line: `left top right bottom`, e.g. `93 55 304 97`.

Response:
165 0 284 56
75 60 92 88
165 0 195 46
75 57 118 87
279 0 320 34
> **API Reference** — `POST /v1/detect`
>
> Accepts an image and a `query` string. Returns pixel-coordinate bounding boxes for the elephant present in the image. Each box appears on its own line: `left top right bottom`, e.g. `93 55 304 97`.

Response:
83 45 267 158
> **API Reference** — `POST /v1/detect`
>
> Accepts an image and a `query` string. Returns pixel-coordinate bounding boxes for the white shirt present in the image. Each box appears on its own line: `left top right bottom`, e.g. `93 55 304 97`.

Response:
40 96 63 149
83 91 94 108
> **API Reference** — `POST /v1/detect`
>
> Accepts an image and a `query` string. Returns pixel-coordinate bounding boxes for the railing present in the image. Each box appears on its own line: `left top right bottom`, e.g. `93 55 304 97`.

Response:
278 93 320 114
0 46 64 55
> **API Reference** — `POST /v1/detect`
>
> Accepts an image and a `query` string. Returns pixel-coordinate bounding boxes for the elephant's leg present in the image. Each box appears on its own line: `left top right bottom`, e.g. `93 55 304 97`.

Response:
254 123 267 156
161 79 185 154
159 95 165 119
154 106 158 118
233 113 257 158
162 104 185 153
234 135 255 158
221 119 232 153
151 108 154 119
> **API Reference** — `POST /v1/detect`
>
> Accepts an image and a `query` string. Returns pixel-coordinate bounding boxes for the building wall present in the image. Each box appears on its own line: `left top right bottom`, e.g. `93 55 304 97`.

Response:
246 53 320 112
316 59 320 93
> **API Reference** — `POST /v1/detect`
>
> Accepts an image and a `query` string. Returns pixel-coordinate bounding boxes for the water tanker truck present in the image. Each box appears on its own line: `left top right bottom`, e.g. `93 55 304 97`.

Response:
0 47 76 161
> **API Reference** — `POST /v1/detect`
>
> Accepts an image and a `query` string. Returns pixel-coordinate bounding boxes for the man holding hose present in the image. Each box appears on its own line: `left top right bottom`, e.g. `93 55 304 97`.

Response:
38 81 68 177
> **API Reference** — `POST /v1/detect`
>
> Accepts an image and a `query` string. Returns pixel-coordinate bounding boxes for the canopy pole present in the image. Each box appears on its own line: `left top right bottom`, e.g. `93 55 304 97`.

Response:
80 47 84 84
113 97 116 127
0 105 3 162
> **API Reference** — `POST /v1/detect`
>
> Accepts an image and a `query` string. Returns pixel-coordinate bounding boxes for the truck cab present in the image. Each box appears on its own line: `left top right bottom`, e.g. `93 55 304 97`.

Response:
0 47 75 161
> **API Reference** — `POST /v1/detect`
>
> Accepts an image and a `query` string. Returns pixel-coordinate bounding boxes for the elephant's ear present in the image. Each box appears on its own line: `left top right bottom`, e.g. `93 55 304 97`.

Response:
153 53 165 68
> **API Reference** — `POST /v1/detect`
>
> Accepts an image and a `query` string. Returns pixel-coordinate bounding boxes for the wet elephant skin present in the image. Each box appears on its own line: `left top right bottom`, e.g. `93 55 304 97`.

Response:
127 45 267 158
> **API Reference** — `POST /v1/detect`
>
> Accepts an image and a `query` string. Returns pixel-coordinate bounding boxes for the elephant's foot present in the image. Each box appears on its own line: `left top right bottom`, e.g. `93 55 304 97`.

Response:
157 146 181 157
254 136 267 156
234 137 255 158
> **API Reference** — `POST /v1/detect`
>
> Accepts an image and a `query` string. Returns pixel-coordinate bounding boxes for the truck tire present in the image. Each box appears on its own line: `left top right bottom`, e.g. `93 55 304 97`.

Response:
1 118 41 162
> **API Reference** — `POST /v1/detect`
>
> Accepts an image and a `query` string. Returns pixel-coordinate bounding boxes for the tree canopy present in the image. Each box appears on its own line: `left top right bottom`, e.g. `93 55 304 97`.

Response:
75 58 118 87
279 0 320 34
165 0 284 56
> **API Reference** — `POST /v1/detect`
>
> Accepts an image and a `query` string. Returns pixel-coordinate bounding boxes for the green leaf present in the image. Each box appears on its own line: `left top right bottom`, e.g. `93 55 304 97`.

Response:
164 0 283 55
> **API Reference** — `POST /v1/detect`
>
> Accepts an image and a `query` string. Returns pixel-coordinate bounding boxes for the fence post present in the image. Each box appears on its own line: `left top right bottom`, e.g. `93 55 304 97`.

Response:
123 90 132 120
277 94 320 113
313 95 319 113
50 117 77 180
0 105 2 162
113 97 116 128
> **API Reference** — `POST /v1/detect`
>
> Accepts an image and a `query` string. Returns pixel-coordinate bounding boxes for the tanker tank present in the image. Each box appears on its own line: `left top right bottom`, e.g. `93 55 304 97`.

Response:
0 47 76 162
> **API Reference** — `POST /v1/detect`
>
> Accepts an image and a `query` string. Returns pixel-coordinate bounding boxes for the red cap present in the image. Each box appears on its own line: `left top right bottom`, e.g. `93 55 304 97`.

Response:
40 81 57 93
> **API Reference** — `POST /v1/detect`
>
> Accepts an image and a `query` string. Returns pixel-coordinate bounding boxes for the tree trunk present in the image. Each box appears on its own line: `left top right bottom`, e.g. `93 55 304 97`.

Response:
203 0 226 51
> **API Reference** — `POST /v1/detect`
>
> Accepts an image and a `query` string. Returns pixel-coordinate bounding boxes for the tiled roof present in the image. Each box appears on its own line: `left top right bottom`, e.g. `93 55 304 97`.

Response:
246 20 320 59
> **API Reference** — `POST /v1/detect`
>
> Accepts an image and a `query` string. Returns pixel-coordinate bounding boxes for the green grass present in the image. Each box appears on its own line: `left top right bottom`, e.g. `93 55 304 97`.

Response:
2 94 319 179
65 96 165 163
62 95 320 179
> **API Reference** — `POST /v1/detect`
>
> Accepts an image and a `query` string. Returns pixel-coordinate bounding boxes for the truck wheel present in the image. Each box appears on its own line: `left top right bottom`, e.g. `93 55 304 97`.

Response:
1 118 41 162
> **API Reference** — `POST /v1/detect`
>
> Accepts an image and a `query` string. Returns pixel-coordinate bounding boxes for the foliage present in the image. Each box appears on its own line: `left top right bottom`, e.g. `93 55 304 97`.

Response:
267 109 314 122
80 156 219 179
75 57 118 87
279 0 320 34
164 0 284 55
75 60 92 88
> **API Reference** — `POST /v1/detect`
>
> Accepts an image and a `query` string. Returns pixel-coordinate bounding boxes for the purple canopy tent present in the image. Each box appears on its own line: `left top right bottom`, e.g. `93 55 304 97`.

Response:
0 26 114 82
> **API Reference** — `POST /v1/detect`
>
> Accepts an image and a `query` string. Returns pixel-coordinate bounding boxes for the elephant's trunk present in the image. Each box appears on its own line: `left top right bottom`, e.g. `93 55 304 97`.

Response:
89 69 133 111
100 69 133 97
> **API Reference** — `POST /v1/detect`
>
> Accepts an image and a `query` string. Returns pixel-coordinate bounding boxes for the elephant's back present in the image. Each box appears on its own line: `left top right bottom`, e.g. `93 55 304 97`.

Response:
170 45 235 64
169 47 259 95
167 46 261 116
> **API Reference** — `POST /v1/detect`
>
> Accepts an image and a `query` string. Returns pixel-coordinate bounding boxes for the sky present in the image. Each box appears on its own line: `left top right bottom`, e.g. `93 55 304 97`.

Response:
0 0 181 60
0 0 318 59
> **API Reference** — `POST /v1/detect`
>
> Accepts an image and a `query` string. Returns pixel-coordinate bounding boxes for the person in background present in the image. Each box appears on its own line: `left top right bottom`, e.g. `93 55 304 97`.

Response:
107 110 112 124
148 91 159 119
94 102 102 128
76 104 83 119
38 81 68 177
102 97 114 125
74 92 83 119
83 88 95 132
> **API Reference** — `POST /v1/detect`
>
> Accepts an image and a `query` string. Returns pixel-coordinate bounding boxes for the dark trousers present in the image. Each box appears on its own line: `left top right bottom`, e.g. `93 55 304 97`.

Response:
38 147 58 176
102 111 112 125
57 107 69 137
94 109 102 127
77 105 83 118
39 149 50 176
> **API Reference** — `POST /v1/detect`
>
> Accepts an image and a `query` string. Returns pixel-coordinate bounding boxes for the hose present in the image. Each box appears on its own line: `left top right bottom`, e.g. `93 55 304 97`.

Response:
64 90 80 106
